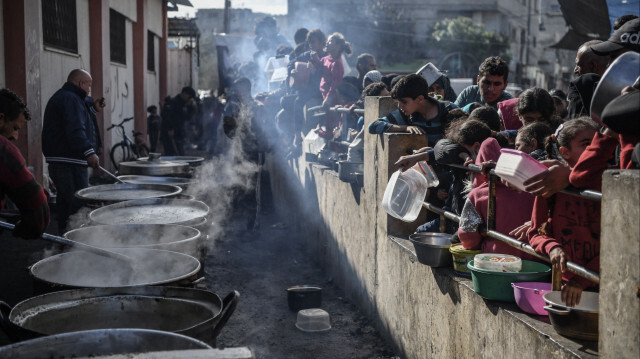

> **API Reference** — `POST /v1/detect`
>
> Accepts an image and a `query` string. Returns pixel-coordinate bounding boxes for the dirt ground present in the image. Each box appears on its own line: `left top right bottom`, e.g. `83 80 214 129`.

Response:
203 206 399 358
0 198 399 358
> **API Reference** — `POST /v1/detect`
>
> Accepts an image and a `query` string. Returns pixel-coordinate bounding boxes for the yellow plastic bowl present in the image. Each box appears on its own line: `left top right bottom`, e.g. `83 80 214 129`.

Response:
449 243 482 278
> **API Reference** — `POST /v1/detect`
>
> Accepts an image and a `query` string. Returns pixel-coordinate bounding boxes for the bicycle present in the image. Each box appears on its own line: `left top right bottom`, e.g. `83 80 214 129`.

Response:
107 117 150 170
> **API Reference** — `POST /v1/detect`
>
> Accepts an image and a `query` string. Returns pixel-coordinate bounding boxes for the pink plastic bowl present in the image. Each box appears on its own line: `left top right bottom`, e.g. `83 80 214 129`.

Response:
511 282 552 316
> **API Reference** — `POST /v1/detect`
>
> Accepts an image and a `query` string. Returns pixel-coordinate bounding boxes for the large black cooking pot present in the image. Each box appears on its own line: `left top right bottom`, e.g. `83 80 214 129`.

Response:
0 328 211 358
89 198 210 227
29 247 201 292
64 223 202 259
118 153 192 177
0 286 239 347
75 183 182 206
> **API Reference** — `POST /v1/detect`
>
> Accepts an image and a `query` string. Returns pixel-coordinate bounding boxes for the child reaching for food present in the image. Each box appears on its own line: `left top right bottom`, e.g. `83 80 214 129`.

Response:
527 117 600 307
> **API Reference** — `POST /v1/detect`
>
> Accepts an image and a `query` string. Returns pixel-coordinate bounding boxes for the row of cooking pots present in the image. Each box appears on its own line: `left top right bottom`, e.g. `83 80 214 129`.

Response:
0 157 242 356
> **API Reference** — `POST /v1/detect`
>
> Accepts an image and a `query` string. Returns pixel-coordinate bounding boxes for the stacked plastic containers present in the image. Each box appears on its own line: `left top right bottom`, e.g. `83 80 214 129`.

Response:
382 161 439 222
494 149 548 191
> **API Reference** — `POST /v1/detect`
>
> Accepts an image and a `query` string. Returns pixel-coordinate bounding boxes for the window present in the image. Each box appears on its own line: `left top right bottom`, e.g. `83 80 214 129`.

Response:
42 0 78 53
147 31 155 71
110 9 126 64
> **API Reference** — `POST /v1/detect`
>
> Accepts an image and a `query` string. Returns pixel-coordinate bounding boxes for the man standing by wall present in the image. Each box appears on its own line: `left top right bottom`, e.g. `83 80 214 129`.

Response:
42 69 100 234
160 86 196 156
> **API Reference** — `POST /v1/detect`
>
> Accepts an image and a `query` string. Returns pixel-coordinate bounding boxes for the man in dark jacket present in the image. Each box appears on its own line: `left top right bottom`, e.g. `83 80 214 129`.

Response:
42 69 100 234
160 87 196 156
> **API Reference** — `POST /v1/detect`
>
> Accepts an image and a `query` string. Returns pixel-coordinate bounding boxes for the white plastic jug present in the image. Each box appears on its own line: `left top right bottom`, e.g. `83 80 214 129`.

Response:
382 161 439 222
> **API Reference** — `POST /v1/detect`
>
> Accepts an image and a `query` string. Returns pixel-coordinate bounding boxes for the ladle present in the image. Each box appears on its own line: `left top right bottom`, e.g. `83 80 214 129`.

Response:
99 166 125 183
0 221 135 265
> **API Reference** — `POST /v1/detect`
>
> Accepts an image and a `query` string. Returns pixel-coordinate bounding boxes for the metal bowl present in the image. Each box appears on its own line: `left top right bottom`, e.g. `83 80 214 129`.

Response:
590 51 640 123
287 285 322 312
543 291 599 341
408 233 453 267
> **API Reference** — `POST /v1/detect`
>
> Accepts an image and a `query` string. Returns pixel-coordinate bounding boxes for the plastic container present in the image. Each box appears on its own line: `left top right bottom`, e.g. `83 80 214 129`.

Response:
382 161 438 222
473 253 522 272
449 244 482 278
295 308 331 332
512 282 552 316
303 130 325 156
494 149 548 191
467 260 551 302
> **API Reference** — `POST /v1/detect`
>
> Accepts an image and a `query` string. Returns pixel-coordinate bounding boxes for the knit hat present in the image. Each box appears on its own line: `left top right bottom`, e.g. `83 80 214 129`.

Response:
363 70 383 89
591 18 640 55
416 63 443 87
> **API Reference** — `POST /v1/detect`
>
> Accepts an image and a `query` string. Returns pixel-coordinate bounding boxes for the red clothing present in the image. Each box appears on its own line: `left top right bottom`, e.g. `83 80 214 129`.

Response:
497 98 521 131
527 193 600 289
458 183 537 260
458 137 537 260
0 135 50 238
570 132 640 191
316 54 343 102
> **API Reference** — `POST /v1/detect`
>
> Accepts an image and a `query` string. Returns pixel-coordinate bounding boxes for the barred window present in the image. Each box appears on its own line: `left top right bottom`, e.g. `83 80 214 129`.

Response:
147 31 155 71
110 9 126 64
42 0 78 53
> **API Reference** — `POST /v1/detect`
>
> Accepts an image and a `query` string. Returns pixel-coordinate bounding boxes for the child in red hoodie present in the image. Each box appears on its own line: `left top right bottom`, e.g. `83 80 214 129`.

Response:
528 117 600 307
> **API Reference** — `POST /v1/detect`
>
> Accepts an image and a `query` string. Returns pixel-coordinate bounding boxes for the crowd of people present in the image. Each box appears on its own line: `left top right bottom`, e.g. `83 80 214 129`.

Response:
211 15 639 308
1 13 639 311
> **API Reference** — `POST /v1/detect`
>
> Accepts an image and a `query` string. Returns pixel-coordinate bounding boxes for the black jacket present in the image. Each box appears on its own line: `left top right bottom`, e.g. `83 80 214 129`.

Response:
42 82 98 166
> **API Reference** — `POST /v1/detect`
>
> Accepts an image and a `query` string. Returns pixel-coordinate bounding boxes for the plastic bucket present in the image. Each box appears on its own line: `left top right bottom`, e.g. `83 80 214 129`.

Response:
467 260 551 302
449 244 481 278
512 282 552 315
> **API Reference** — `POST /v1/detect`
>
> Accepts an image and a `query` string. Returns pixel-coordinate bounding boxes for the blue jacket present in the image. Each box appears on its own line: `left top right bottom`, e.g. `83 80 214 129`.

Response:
42 82 97 166
368 100 458 145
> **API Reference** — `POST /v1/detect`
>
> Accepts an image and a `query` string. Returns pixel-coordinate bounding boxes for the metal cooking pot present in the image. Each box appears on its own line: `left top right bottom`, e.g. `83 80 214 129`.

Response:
117 174 198 190
89 198 210 227
409 232 453 267
543 291 599 341
287 285 322 312
75 183 182 205
64 224 202 259
590 51 640 124
0 328 211 358
29 247 201 290
119 153 191 177
0 286 239 347
138 155 205 167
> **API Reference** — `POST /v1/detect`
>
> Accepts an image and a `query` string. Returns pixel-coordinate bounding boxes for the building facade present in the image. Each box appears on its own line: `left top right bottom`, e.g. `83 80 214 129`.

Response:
0 0 193 182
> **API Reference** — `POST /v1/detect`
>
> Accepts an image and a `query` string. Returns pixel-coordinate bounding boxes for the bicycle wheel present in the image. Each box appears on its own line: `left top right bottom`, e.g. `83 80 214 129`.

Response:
135 144 150 159
110 143 131 170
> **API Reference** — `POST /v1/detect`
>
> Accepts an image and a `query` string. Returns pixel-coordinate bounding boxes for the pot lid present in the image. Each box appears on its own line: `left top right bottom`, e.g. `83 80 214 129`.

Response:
117 175 197 187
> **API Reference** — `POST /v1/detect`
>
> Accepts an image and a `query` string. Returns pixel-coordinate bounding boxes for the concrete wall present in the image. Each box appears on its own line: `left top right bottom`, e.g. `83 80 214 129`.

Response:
266 96 616 358
599 170 639 358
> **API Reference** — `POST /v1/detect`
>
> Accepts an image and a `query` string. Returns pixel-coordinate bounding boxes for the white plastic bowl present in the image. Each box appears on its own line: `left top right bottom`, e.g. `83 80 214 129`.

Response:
495 149 548 192
295 308 331 332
